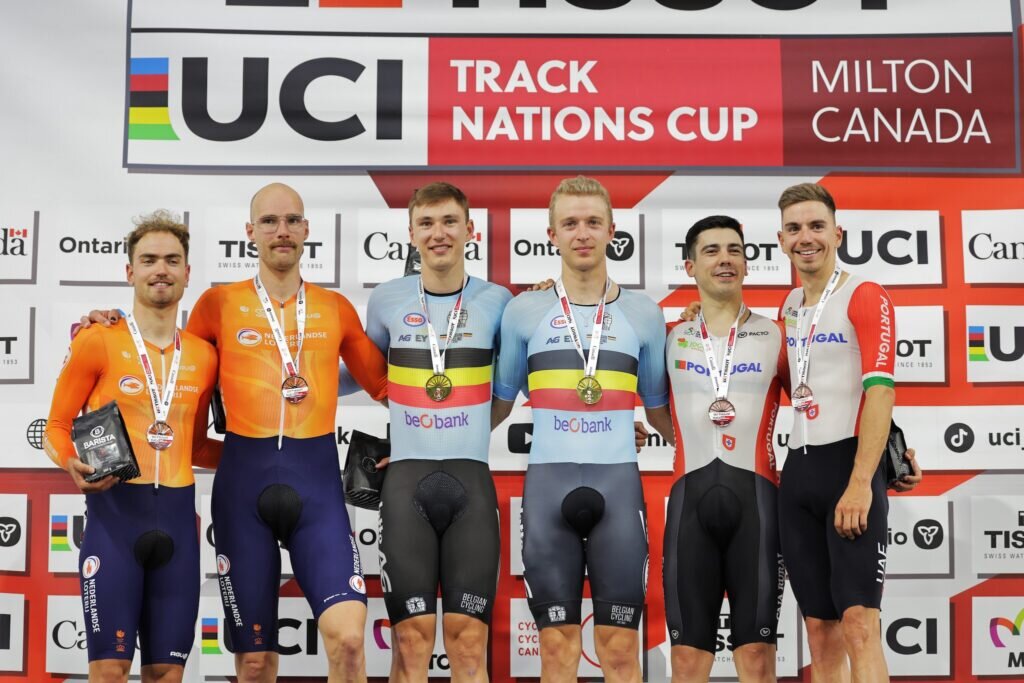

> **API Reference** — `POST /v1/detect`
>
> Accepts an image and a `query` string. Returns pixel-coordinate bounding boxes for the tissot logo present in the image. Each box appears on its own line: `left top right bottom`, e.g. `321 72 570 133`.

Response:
0 307 35 384
219 240 322 259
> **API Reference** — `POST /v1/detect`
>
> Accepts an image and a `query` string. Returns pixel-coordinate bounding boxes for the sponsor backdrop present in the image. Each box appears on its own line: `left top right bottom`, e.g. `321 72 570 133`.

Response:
1 0 1023 680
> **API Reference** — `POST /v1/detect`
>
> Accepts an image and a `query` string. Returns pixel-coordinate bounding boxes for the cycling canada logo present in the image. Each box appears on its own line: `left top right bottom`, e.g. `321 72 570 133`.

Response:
119 375 144 395
236 328 262 346
403 313 425 327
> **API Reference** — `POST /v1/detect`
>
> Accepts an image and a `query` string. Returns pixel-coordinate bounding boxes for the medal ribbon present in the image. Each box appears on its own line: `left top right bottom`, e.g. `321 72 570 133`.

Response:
554 278 609 380
795 268 842 387
417 275 468 376
254 275 306 378
125 313 181 427
697 304 745 402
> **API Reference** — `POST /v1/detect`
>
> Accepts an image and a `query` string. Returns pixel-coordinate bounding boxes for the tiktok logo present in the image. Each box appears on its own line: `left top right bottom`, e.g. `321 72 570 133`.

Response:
944 423 975 453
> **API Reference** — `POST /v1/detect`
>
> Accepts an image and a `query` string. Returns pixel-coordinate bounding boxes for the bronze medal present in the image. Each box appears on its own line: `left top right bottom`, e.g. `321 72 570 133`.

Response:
281 375 310 404
792 382 814 412
708 398 736 428
146 421 174 450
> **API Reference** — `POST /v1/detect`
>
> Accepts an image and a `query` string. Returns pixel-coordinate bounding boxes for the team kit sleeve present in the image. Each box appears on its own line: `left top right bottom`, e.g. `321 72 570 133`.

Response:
492 296 531 402
338 285 391 397
185 287 221 346
847 281 897 390
43 329 106 469
336 293 389 401
636 298 670 407
190 346 222 470
774 320 791 394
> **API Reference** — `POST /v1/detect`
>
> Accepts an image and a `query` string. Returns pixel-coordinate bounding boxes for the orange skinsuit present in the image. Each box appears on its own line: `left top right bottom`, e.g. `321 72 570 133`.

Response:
44 320 220 486
186 280 387 438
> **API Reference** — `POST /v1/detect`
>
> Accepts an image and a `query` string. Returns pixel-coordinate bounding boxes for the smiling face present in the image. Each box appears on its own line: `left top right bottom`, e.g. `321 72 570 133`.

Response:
685 226 746 300
778 200 843 279
547 193 615 275
408 198 473 276
127 231 190 308
246 183 309 275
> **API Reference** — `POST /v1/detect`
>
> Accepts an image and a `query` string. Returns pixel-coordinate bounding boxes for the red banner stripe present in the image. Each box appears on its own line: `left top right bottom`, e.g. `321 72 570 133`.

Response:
387 380 491 409
527 387 637 412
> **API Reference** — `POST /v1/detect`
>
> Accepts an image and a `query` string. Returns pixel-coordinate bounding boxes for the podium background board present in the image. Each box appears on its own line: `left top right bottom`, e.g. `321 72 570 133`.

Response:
2 1 1024 680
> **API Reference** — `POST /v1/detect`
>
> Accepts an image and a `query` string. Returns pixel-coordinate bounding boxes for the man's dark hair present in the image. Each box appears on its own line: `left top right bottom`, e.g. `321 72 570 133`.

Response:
684 215 744 259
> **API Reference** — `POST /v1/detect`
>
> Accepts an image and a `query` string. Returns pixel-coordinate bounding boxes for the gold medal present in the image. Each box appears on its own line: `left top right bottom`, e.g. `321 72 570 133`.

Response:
425 373 453 402
576 376 603 405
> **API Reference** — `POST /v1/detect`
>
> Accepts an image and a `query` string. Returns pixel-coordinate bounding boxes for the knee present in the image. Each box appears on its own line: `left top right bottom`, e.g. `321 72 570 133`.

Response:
840 607 879 654
236 652 274 681
540 630 581 668
91 660 130 683
805 618 844 661
322 625 364 667
670 647 707 677
446 626 488 670
593 628 639 669
393 622 434 666
733 644 773 679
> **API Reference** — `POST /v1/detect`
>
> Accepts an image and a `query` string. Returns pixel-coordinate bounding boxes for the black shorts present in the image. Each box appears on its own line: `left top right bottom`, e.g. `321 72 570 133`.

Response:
522 462 647 630
663 459 783 653
778 436 889 620
378 458 500 624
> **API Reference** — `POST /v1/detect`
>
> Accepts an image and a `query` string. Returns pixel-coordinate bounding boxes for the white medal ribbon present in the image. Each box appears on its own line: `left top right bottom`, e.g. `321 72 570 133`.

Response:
554 278 610 380
697 304 745 402
417 275 468 377
795 268 842 388
125 313 181 431
254 275 305 379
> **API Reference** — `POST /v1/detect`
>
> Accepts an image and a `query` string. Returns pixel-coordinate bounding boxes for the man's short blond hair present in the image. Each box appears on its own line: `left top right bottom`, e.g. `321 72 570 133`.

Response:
126 210 189 263
548 175 613 227
777 183 837 216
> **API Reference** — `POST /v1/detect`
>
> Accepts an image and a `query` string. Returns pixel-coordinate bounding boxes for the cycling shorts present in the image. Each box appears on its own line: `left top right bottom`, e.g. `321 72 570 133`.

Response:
778 436 889 620
211 433 365 653
79 483 199 666
521 461 647 630
664 458 783 652
378 458 500 624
